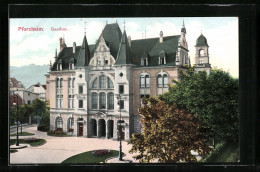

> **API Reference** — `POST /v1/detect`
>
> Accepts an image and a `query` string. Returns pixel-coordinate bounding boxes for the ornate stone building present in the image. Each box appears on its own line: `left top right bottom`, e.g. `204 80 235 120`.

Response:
46 21 211 141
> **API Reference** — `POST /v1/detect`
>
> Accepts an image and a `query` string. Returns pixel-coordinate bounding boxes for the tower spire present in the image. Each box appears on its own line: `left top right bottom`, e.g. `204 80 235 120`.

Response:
84 21 87 36
123 19 125 30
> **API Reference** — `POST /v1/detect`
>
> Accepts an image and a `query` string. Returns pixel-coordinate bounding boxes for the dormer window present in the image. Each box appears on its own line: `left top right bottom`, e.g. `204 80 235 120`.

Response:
141 58 148 66
159 57 166 65
69 58 75 70
57 59 62 71
199 58 204 64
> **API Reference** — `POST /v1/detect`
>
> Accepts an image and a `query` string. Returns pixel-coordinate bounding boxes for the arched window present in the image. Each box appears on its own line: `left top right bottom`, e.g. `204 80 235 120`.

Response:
100 75 106 88
157 74 162 87
92 78 98 88
56 78 60 88
56 117 63 129
60 78 63 88
199 49 205 57
67 117 74 130
92 93 98 109
145 75 150 87
163 74 168 87
108 77 114 88
108 92 114 109
140 75 145 88
100 92 106 109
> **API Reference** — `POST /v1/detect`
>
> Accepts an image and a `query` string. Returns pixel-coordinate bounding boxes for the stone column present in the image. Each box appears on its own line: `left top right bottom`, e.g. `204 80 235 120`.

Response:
97 119 100 138
106 120 109 139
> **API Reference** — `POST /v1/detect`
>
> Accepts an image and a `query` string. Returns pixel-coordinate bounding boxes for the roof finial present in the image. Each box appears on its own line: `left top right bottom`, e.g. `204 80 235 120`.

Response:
63 34 65 44
55 48 57 57
201 29 202 35
123 19 125 30
84 21 87 36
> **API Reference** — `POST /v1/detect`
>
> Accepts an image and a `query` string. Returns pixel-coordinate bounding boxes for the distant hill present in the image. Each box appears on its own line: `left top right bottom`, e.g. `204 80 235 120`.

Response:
10 64 49 89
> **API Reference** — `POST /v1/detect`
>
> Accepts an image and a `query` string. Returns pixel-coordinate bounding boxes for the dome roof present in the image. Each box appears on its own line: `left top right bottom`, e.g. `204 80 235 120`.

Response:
195 34 209 47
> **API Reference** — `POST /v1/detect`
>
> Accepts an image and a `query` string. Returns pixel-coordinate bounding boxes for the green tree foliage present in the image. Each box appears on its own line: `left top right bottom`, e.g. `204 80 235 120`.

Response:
160 67 239 143
129 98 210 163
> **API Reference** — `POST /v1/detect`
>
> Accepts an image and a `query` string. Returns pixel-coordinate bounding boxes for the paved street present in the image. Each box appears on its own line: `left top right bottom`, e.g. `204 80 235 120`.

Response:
10 125 139 164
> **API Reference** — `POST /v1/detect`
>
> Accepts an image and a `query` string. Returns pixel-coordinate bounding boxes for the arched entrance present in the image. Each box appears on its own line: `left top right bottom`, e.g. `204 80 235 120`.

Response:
107 120 114 138
91 119 97 137
98 119 106 137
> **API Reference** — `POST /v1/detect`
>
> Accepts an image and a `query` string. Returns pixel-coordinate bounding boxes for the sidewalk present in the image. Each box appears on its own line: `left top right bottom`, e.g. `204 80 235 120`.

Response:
10 125 139 164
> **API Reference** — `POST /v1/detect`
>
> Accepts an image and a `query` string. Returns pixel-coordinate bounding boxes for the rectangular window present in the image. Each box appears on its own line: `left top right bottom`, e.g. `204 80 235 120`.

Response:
119 85 124 94
79 100 83 108
141 58 148 66
105 59 108 65
119 100 124 109
27 101 31 105
79 85 83 94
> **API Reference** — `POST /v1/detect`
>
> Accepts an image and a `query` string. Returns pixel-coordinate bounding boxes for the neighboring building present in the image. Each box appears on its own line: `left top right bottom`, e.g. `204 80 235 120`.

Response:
27 83 47 101
46 21 211 140
10 77 25 91
12 90 39 105
9 93 24 109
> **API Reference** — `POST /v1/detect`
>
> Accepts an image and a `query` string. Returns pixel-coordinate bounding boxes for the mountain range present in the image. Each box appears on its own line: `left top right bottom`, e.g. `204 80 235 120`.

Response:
10 64 49 89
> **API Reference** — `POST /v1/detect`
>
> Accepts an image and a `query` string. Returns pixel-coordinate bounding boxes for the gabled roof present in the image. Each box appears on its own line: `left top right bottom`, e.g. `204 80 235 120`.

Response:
115 30 132 65
10 77 25 88
96 23 122 59
131 35 180 67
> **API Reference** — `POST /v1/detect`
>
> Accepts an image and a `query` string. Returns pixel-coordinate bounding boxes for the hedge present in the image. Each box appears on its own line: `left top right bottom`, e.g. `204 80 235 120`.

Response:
200 142 227 162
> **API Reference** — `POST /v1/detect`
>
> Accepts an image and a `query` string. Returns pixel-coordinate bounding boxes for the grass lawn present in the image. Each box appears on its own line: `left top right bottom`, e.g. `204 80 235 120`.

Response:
210 143 240 162
10 139 46 147
10 132 35 136
62 150 124 164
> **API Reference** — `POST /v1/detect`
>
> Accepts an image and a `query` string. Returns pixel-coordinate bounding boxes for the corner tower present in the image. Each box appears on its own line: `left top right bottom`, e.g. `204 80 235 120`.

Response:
194 33 211 74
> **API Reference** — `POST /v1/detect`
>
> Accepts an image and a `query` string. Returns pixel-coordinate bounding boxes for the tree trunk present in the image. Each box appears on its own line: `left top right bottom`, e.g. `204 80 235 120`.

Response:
213 133 215 149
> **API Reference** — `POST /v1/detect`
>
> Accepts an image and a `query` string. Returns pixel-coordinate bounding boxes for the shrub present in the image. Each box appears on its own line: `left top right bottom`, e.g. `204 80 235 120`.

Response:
92 149 111 156
24 137 38 143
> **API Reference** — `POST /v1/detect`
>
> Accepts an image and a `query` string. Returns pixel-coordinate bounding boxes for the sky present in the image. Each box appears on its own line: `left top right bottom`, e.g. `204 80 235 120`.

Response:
9 17 238 78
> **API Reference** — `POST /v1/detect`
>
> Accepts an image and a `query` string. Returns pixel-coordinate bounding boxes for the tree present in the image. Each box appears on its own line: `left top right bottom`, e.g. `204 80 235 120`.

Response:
160 67 239 144
129 97 210 163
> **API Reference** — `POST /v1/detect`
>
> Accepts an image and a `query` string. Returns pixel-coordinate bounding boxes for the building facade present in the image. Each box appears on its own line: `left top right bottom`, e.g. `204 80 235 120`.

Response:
27 83 47 101
46 22 211 140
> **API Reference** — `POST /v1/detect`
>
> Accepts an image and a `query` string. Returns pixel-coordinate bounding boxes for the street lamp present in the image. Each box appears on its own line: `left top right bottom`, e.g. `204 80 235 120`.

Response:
13 89 19 146
117 94 123 161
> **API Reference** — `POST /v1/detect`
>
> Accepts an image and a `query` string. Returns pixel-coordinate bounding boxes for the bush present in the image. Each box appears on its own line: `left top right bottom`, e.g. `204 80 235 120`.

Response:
92 150 111 156
37 125 49 132
24 137 38 143
200 142 227 162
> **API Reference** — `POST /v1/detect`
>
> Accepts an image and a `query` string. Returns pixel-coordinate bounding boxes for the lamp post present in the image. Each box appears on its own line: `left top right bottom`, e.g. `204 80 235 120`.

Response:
14 90 19 146
117 94 123 161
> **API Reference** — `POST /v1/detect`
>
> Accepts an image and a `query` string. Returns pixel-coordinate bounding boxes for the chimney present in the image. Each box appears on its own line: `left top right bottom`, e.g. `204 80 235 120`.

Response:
73 42 76 53
59 37 63 51
159 31 163 43
128 36 131 46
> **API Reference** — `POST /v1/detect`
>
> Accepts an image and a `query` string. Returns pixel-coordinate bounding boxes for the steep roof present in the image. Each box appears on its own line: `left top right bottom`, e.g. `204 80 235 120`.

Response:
10 77 25 88
52 46 80 71
131 35 180 67
76 36 91 68
195 34 209 47
115 30 132 65
97 23 122 59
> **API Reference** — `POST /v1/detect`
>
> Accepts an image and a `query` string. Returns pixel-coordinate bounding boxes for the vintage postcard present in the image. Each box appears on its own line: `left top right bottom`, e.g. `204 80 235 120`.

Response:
9 17 239 164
